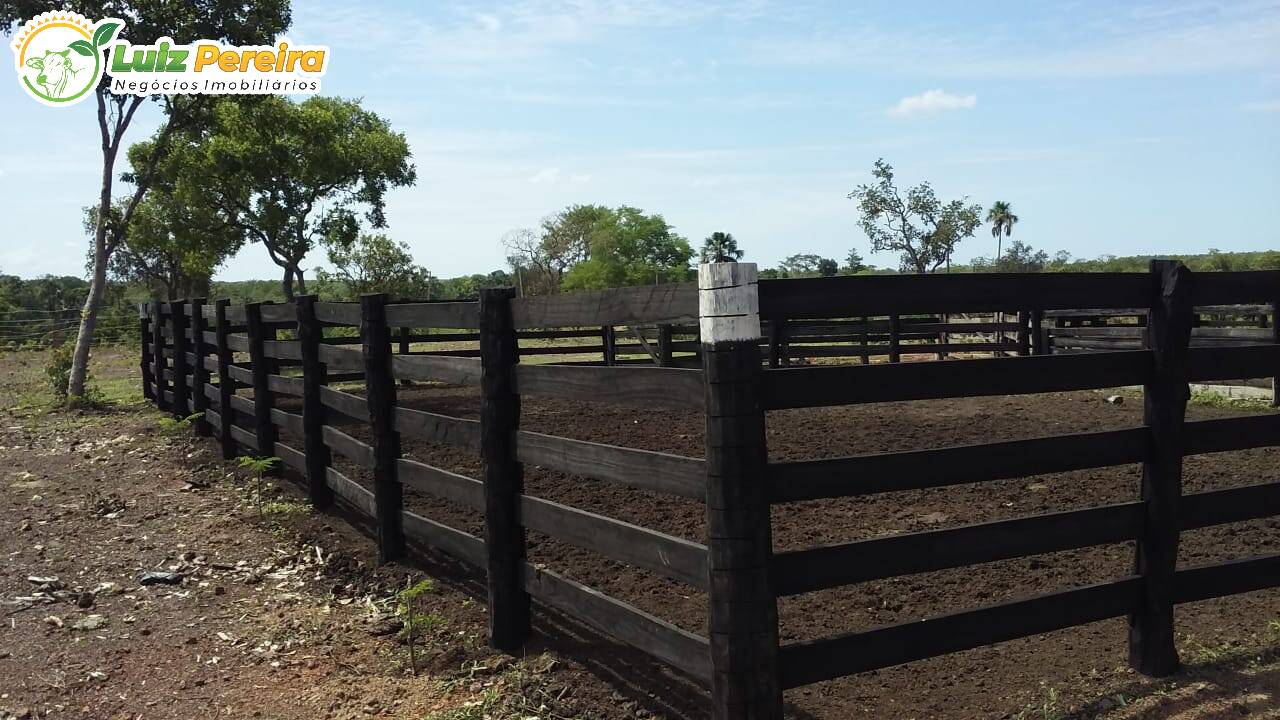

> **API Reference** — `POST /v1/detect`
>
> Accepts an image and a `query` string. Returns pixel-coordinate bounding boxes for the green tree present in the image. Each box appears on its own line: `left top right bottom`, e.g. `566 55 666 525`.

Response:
986 200 1018 260
778 254 837 277
0 0 292 398
817 258 839 276
700 231 744 263
503 204 612 295
848 159 982 273
972 240 1049 272
843 248 867 274
1255 250 1280 270
186 96 415 299
561 207 693 290
316 233 434 300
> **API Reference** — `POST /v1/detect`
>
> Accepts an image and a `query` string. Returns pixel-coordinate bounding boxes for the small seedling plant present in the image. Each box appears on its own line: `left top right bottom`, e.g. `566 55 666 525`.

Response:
157 412 203 436
397 578 444 675
236 455 280 515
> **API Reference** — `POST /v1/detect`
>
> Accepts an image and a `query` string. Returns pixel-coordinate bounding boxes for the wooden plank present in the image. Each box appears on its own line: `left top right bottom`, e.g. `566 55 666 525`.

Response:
1180 481 1280 530
326 467 376 517
762 350 1153 410
778 577 1141 689
391 354 483 385
317 343 365 373
513 364 705 410
319 386 369 421
518 494 708 589
396 459 484 509
515 430 704 499
228 393 255 416
773 502 1144 595
393 407 480 450
203 383 219 403
270 408 305 436
760 273 1156 319
769 427 1148 502
1172 553 1280 604
262 339 302 360
1189 271 1280 306
1187 344 1280 381
384 301 480 329
522 564 712 684
272 441 306 471
315 302 360 326
322 425 375 468
402 510 486 566
225 333 249 352
258 303 296 324
511 283 697 329
205 408 221 428
229 424 258 451
266 373 304 396
1185 414 1280 455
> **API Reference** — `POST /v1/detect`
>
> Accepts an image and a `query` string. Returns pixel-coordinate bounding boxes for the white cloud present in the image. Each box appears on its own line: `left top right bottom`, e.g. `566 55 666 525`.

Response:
887 90 976 118
530 167 562 184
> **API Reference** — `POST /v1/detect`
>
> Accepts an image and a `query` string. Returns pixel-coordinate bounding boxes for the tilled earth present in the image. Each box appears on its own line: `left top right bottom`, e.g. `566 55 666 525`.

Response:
3 347 1280 719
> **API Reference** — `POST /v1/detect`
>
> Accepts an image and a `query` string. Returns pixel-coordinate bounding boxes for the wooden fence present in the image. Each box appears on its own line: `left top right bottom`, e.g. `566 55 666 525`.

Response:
140 265 1280 720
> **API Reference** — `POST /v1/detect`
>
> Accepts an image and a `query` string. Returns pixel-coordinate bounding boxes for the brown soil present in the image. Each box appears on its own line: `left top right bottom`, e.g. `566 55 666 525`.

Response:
3 348 1278 719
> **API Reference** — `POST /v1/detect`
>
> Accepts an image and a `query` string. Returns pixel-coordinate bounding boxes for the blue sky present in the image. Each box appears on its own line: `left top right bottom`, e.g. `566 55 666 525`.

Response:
2 0 1278 280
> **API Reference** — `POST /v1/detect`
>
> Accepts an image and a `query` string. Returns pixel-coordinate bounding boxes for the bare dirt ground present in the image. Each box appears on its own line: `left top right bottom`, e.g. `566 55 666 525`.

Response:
2 346 1279 719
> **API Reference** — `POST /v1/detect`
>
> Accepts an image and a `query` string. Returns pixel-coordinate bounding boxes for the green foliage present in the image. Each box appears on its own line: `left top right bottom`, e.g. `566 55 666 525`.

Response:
397 578 444 675
849 158 983 273
776 253 839 278
843 248 868 274
157 412 203 436
504 204 614 294
44 345 74 400
700 231 744 263
560 206 694 290
971 240 1050 272
986 200 1019 258
237 455 281 475
316 233 434 300
175 95 417 299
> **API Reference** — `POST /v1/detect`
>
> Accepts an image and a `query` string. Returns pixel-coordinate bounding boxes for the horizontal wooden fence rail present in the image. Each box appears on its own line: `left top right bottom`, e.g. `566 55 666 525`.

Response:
139 263 1280 720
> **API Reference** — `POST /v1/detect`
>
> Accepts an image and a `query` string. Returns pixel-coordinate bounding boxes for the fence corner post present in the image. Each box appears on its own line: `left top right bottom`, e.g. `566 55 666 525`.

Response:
244 302 279 465
169 300 190 418
1129 258 1192 677
151 301 168 412
296 295 334 510
140 304 154 401
479 286 530 652
190 298 210 436
699 262 782 720
361 293 405 563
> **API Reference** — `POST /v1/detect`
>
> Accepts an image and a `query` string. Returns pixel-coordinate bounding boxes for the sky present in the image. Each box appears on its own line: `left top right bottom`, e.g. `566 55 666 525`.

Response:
2 0 1278 282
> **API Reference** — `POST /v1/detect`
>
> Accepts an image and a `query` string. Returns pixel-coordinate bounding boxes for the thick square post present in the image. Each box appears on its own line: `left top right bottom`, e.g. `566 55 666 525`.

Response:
361 293 405 563
213 300 237 458
602 325 616 366
1128 259 1193 676
190 298 210 436
1272 301 1279 408
151 301 168 411
888 314 901 363
479 287 530 652
1031 309 1046 355
296 295 334 509
1016 309 1031 356
140 306 154 401
169 300 190 417
657 323 674 367
398 326 412 387
700 262 782 720
245 303 279 463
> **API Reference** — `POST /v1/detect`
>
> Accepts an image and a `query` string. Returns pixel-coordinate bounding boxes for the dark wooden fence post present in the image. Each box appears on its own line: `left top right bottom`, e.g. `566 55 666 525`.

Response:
1271 301 1279 408
170 300 191 417
361 293 405 563
151 301 169 411
398 326 412 387
700 262 782 720
859 316 870 364
658 323 673 367
1129 259 1193 676
213 300 237 458
190 298 210 436
888 314 901 363
296 295 334 509
1017 309 1031 356
479 287 530 652
765 317 781 369
1031 309 1046 355
602 324 616 366
244 303 279 463
140 306 154 401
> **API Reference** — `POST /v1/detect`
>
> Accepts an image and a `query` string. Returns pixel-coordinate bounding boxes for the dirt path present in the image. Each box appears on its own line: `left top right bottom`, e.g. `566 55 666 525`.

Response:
2 347 1279 719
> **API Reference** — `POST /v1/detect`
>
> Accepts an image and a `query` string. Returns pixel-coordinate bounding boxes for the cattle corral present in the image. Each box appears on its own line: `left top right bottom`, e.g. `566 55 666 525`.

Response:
139 264 1280 719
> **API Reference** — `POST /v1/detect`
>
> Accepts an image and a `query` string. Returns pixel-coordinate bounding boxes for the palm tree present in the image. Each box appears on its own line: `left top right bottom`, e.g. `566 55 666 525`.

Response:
986 201 1018 261
700 231 744 263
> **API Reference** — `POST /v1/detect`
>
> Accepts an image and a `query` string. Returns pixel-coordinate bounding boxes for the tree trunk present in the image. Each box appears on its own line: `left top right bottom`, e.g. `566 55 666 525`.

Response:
281 265 295 301
294 268 307 296
68 98 117 398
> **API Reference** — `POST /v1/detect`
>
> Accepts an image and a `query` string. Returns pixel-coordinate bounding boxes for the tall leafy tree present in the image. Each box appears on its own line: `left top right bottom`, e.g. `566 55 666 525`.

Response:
777 253 837 277
316 233 434 300
0 0 292 398
843 248 867 274
700 231 743 263
561 207 693 290
504 204 612 294
848 159 982 273
186 96 416 299
986 200 1019 259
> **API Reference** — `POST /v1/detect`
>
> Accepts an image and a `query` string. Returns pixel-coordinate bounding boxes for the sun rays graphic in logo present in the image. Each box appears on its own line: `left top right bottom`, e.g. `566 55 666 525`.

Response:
11 12 122 107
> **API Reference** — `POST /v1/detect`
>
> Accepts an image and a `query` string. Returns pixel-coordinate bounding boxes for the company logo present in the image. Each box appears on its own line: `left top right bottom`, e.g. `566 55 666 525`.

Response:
10 12 122 106
11 13 328 107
